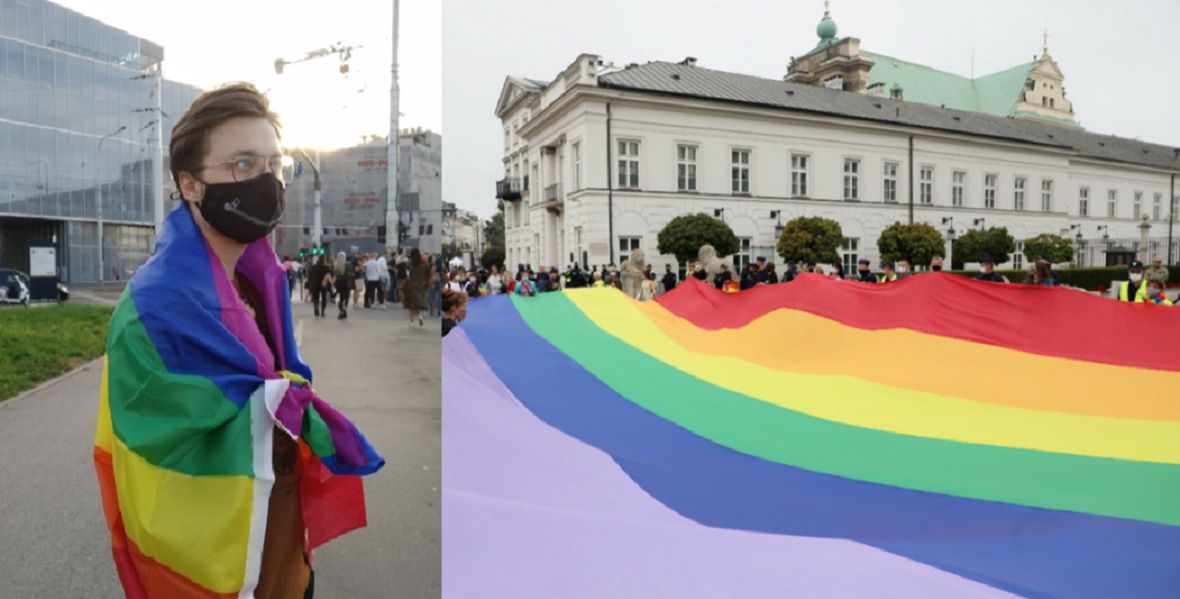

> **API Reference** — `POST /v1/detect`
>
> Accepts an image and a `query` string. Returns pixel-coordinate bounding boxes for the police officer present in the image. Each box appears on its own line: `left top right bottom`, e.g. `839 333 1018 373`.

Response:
878 261 898 283
1119 260 1149 302
977 255 1005 282
855 258 876 283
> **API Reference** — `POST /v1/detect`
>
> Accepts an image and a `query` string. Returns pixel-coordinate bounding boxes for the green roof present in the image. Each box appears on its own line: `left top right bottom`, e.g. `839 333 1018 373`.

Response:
862 52 1077 126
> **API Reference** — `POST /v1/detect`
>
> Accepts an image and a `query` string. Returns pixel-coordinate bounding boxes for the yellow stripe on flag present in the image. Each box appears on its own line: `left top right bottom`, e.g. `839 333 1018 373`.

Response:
112 437 254 593
567 291 1180 464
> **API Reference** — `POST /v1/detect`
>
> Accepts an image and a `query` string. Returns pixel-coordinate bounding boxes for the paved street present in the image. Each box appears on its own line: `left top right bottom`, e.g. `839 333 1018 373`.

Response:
0 296 440 598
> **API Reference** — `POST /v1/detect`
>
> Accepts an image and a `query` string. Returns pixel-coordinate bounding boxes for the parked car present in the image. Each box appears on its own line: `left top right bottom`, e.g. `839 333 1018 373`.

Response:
0 269 30 306
0 268 69 305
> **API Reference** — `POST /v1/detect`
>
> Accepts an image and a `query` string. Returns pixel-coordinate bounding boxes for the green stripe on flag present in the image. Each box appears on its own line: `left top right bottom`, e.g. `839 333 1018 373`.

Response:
106 291 254 476
512 293 1180 527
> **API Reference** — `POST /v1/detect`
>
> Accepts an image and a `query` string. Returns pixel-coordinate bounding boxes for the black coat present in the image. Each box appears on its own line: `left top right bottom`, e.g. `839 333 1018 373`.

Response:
662 272 678 292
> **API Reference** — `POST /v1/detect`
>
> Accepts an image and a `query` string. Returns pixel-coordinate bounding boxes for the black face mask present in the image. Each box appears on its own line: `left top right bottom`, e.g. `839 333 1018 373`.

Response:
932 265 943 272
194 172 285 243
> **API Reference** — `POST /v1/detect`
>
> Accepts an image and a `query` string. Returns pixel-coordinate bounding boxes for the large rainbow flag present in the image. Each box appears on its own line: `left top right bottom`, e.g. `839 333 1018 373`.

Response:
443 274 1180 598
94 204 384 597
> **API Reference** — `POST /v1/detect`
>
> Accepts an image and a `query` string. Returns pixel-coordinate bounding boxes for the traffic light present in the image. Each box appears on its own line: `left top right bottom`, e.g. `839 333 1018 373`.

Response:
298 248 307 260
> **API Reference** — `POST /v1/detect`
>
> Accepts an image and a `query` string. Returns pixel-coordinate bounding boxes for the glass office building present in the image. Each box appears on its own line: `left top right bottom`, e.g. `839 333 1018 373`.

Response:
0 0 200 282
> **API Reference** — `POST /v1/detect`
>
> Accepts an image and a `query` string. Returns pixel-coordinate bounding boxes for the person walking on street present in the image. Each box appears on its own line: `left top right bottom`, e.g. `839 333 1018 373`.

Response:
404 248 429 326
363 252 382 308
333 251 351 319
1119 260 1149 302
376 252 389 308
308 254 329 317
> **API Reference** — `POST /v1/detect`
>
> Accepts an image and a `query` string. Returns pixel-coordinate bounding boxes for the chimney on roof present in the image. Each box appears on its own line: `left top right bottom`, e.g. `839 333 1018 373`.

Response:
679 56 697 67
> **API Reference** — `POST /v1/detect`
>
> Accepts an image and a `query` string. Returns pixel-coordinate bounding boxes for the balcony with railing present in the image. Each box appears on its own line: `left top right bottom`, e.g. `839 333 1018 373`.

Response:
495 177 522 201
542 183 564 212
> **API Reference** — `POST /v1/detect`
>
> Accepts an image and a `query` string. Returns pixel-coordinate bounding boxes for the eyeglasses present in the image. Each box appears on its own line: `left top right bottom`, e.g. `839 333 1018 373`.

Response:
196 153 295 184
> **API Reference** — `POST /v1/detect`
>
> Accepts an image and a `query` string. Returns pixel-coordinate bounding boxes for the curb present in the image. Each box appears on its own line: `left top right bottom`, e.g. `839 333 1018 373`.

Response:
0 356 104 408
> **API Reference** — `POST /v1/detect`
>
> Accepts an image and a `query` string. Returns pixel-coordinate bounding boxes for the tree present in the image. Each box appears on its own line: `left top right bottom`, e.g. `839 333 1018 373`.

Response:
952 227 1016 267
442 242 463 264
656 213 739 263
877 222 945 266
483 201 505 250
776 216 843 264
1023 233 1074 264
480 246 505 270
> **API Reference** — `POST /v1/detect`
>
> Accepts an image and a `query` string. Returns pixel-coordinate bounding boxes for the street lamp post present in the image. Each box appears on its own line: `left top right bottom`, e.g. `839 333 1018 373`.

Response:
96 126 127 284
296 149 322 247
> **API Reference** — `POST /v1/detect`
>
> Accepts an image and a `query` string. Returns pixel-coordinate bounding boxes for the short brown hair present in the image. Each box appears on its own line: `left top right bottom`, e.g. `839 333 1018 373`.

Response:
441 288 467 314
169 82 281 189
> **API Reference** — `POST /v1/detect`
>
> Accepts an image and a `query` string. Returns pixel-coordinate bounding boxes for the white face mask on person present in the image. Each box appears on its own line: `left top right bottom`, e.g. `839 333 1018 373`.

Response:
897 267 908 274
1130 273 1143 283
1148 286 1163 296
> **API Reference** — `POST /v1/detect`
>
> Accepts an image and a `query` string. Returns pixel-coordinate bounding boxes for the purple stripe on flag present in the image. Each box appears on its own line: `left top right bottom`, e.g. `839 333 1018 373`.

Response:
442 329 1015 599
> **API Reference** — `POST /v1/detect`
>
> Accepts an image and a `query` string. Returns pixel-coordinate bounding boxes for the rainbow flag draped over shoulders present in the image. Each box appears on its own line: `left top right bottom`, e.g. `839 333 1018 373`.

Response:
443 274 1180 599
94 204 384 598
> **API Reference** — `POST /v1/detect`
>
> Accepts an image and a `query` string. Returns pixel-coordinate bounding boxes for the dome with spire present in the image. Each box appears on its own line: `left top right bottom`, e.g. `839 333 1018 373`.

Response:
817 11 837 41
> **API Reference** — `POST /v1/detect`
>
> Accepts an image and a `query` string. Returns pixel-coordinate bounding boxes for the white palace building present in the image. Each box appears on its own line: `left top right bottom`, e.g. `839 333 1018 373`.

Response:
494 7 1180 274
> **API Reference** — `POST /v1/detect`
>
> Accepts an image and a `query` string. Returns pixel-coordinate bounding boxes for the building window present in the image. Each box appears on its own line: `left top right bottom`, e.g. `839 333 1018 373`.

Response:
1041 180 1053 212
504 128 510 150
984 174 997 209
841 238 859 274
1015 177 1026 211
1133 191 1142 219
731 149 751 194
952 171 966 207
731 237 752 270
677 144 698 192
843 158 860 201
617 140 640 189
1079 186 1089 217
791 154 808 197
1154 193 1162 220
573 143 582 191
618 236 640 264
1014 241 1024 270
883 162 898 203
574 226 584 267
920 167 933 205
1107 190 1117 218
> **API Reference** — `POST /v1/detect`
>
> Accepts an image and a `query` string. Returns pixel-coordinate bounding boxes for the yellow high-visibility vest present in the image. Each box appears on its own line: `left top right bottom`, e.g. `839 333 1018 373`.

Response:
1119 280 1148 302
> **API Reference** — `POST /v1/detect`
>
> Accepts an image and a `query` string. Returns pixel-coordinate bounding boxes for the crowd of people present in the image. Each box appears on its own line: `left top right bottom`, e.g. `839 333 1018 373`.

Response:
435 252 1171 332
281 246 447 326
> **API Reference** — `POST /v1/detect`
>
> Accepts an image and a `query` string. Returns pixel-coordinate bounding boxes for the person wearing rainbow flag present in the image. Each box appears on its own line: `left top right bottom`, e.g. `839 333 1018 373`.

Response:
93 83 384 599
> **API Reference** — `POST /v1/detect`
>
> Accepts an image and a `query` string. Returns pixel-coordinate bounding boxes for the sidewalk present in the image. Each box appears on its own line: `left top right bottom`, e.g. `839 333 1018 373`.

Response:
0 299 440 597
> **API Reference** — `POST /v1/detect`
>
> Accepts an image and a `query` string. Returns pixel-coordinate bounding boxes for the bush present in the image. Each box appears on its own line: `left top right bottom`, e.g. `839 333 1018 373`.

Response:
945 266 1180 290
1023 233 1074 264
877 222 944 266
657 213 739 263
776 216 843 264
952 227 1015 269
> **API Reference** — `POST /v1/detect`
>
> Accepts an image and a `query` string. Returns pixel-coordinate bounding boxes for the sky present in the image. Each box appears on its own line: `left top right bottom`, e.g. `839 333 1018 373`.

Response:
56 0 441 150
443 0 1180 220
